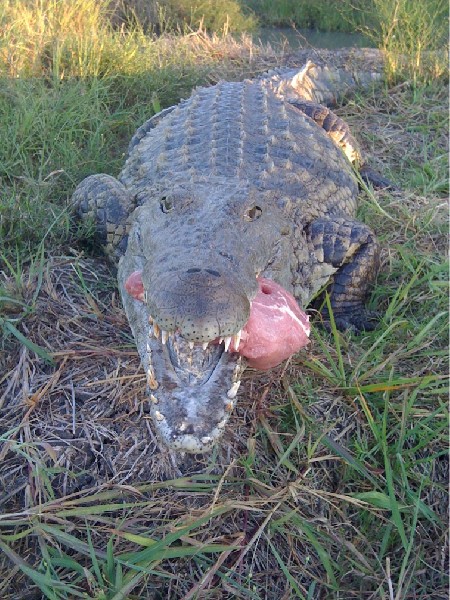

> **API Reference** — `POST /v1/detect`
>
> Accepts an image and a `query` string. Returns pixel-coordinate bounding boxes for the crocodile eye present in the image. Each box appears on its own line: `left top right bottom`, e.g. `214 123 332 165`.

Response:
244 206 262 221
160 197 174 213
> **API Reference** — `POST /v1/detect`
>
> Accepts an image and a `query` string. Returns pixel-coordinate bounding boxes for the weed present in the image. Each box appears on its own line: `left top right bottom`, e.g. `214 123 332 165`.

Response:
353 0 449 84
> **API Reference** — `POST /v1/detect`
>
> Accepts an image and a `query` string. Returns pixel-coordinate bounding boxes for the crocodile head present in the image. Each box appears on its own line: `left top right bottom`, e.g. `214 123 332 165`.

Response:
117 180 310 452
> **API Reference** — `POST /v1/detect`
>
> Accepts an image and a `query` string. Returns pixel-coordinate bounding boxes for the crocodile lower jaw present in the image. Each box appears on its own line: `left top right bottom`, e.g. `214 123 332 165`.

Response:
145 335 244 453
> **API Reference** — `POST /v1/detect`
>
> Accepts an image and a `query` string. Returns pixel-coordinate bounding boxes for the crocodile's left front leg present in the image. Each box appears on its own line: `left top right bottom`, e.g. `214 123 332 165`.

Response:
306 216 380 331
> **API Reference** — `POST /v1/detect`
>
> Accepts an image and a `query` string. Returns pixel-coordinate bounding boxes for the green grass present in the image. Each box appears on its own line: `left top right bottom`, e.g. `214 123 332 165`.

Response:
0 73 207 258
354 0 449 84
0 475 241 599
117 0 258 34
0 1 448 598
243 0 371 30
161 0 258 33
108 0 368 33
121 0 372 31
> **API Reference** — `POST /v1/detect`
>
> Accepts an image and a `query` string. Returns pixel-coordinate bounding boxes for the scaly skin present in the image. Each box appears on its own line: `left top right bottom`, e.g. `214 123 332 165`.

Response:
72 58 385 453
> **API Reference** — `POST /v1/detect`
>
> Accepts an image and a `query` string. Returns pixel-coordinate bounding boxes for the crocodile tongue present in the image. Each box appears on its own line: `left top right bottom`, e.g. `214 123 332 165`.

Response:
232 277 310 370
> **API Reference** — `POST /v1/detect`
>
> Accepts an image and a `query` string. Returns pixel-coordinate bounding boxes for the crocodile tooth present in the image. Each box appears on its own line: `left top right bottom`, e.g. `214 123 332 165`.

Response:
150 394 158 404
147 366 159 390
188 341 194 350
219 337 224 344
232 330 242 351
153 322 160 339
224 336 232 352
149 315 153 324
227 380 241 399
202 341 209 350
161 330 168 344
154 410 164 421
232 356 243 382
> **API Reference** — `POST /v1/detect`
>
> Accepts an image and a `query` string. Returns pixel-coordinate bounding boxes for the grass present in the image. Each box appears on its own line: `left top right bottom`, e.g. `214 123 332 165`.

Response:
121 0 373 32
116 0 258 34
0 0 448 598
352 0 449 85
243 0 371 31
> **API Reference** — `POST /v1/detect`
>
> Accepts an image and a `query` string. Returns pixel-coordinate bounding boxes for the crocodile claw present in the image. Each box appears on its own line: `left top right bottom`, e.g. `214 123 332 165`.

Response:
324 308 380 333
360 165 399 191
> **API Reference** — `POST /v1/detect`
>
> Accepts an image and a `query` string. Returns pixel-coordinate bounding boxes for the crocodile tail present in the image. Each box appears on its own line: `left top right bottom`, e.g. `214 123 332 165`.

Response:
288 59 383 105
263 48 385 106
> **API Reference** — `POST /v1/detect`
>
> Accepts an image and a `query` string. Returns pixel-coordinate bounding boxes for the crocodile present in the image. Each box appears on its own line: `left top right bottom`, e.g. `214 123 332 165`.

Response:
72 56 389 453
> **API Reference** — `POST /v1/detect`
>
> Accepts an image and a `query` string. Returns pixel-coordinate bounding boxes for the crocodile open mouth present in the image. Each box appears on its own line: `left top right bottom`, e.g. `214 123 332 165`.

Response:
144 323 244 453
122 272 311 452
148 325 241 387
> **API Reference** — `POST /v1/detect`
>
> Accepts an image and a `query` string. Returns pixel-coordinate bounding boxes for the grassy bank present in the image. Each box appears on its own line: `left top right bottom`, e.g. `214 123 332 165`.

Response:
243 0 370 30
118 0 449 39
0 0 448 598
111 0 366 33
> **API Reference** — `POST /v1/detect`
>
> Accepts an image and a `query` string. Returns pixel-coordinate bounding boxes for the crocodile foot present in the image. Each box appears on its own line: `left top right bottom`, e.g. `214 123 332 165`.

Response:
360 165 399 190
327 307 380 333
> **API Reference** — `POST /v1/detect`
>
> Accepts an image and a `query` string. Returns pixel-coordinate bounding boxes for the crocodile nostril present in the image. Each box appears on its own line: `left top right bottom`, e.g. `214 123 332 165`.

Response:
205 269 221 277
185 268 221 277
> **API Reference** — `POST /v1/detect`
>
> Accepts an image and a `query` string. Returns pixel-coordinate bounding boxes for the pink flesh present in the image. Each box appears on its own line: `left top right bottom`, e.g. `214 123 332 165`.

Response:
124 271 310 370
230 277 310 370
124 270 145 302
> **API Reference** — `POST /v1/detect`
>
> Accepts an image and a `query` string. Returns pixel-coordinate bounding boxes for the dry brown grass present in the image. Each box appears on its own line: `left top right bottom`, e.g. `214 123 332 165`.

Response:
1 256 360 597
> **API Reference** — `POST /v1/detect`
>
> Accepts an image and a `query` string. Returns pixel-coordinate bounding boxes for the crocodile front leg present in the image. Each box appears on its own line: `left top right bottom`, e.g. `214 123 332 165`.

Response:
72 174 136 262
307 216 380 331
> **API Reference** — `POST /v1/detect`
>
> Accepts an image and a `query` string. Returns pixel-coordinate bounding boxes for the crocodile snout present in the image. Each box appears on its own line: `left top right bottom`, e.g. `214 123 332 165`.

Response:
155 410 229 453
144 266 254 343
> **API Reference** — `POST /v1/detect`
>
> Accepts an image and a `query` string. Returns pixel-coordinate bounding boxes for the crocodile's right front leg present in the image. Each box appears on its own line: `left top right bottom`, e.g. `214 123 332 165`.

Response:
72 174 136 262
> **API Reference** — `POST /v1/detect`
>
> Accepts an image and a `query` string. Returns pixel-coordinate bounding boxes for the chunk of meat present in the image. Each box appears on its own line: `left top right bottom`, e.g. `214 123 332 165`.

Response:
124 270 145 302
232 278 310 370
124 271 310 370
